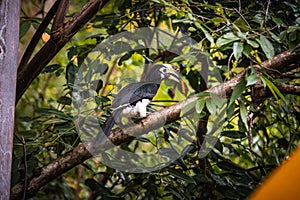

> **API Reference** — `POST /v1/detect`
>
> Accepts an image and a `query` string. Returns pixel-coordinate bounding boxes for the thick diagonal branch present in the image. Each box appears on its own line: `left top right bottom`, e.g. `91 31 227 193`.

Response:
11 48 300 199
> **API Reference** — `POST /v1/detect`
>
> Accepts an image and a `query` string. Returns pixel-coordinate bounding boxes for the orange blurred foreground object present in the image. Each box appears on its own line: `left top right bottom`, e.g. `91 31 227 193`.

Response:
250 147 300 200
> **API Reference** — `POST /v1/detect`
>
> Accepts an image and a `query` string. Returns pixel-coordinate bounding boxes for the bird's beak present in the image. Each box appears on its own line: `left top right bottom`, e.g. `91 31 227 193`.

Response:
165 64 181 83
163 64 187 95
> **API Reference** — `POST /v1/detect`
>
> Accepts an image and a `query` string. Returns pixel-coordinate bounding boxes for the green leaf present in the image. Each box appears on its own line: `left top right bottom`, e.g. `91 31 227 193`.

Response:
216 32 240 47
66 63 78 86
195 100 205 114
218 161 244 172
168 188 185 199
17 131 38 139
260 75 267 88
194 22 214 43
206 99 217 115
277 138 289 149
236 32 247 40
287 26 300 34
243 43 253 55
271 16 286 26
217 38 236 47
43 118 68 125
112 41 132 54
211 174 226 186
20 21 31 39
221 131 246 139
94 96 110 106
181 144 195 157
239 101 248 130
36 108 72 121
136 137 151 143
253 13 264 26
180 100 196 117
85 178 112 194
211 93 227 108
55 68 64 77
233 41 244 60
214 138 223 153
42 64 61 73
57 96 72 105
223 32 239 40
118 52 133 65
94 63 109 75
257 35 274 59
226 101 235 120
269 31 282 43
90 79 103 93
246 39 259 48
279 30 287 42
167 168 195 183
157 148 179 158
229 79 247 106
260 76 287 102
246 73 259 86
169 55 185 63
67 46 78 60
197 91 211 99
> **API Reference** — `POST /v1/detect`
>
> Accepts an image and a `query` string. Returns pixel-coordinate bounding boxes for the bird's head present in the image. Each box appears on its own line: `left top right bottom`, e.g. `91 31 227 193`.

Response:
146 64 181 83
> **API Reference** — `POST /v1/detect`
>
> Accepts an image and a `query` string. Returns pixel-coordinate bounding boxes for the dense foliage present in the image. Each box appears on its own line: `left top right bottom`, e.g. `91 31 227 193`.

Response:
14 0 299 199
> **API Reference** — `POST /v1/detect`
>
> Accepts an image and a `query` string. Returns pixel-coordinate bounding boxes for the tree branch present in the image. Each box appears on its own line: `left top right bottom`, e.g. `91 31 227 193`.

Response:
11 48 300 199
16 0 110 103
18 0 61 70
51 0 70 32
253 82 300 104
255 49 300 73
11 144 91 199
276 83 300 95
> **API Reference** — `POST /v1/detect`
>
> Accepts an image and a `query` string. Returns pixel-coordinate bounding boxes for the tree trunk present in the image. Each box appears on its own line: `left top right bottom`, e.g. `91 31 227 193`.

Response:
0 0 20 199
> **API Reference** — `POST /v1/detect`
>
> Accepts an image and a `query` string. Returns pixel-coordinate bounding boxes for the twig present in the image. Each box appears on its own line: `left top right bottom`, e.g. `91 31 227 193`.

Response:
21 137 27 200
233 8 250 27
264 0 271 30
74 165 83 200
247 114 253 149
99 56 120 96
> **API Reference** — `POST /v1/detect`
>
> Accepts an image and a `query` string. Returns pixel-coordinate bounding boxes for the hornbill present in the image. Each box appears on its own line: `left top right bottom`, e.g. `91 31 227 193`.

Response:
100 64 181 138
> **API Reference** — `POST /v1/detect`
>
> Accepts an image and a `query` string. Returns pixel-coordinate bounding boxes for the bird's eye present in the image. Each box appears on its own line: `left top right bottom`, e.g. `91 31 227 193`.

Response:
162 67 167 73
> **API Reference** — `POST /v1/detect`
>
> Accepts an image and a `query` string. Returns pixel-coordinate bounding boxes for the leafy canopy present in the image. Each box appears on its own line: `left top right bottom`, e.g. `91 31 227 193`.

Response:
14 0 300 199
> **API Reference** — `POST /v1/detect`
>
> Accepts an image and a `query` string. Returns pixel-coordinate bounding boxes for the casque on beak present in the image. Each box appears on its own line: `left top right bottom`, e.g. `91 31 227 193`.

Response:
165 64 181 83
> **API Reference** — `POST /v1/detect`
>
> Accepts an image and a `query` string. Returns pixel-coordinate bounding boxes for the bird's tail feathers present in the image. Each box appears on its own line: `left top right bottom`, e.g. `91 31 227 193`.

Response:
102 109 122 137
102 115 115 137
95 109 122 143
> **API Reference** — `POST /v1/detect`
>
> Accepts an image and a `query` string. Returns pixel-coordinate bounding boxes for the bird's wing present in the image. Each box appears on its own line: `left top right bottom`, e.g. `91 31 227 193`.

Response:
111 82 159 109
130 83 160 104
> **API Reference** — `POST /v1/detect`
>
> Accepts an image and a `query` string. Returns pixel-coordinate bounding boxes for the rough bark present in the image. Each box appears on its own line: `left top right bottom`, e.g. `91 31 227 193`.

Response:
0 0 20 199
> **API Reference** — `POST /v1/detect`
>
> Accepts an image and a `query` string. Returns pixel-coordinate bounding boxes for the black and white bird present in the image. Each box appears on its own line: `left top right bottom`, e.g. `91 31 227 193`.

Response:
100 64 181 138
